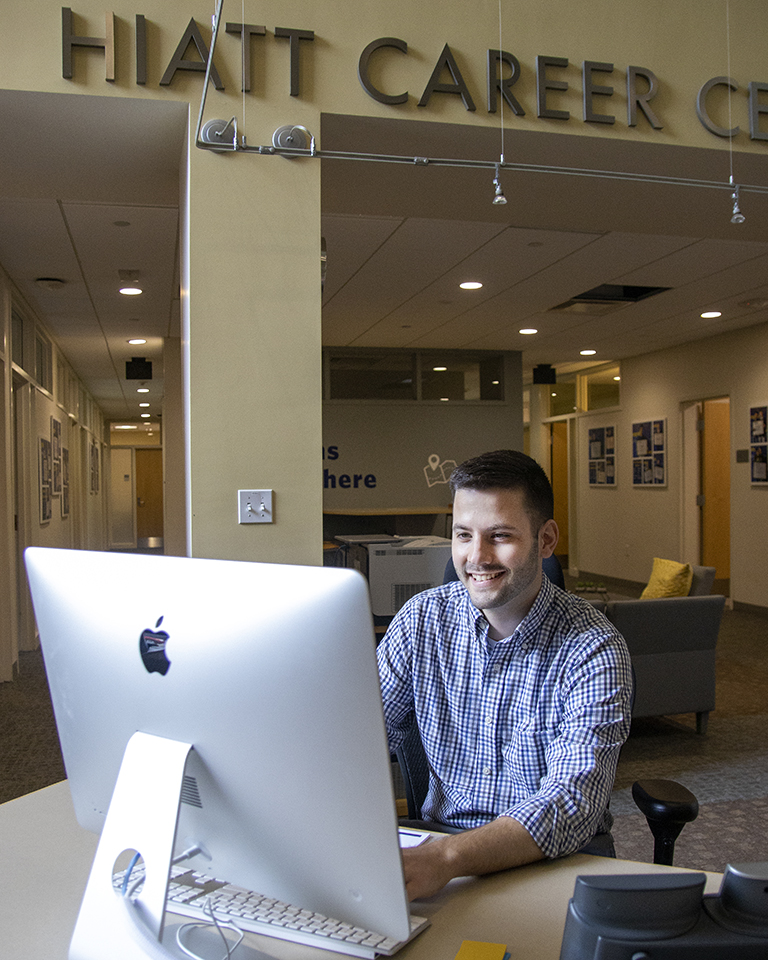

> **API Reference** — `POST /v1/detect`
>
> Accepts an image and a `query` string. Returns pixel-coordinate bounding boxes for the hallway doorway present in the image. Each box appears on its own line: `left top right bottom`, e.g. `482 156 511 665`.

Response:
682 397 730 595
135 448 164 550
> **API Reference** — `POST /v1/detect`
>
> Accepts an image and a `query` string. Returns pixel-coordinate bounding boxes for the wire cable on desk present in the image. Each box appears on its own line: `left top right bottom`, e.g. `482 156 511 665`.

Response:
176 897 244 960
119 845 243 960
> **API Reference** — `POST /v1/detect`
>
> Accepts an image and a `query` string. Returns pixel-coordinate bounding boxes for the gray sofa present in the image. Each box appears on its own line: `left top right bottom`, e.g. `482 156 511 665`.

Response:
597 594 726 734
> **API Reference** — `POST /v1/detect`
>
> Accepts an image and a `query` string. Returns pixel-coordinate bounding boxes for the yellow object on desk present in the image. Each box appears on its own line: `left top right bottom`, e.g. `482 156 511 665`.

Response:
454 940 509 960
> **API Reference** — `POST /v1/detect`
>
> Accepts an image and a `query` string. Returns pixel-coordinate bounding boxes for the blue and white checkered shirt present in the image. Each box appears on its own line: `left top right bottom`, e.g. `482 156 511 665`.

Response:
377 575 632 857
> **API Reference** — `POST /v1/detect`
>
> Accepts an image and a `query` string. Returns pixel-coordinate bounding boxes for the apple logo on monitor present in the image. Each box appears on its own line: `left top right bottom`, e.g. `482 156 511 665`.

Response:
139 616 171 675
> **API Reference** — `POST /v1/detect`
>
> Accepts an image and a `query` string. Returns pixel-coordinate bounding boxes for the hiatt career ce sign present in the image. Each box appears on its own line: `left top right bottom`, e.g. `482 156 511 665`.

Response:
50 7 768 142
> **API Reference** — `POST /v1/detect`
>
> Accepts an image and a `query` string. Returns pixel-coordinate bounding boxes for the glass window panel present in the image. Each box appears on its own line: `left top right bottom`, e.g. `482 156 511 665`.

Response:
548 381 576 416
35 333 52 391
329 353 416 400
11 307 24 369
421 354 504 401
586 365 621 410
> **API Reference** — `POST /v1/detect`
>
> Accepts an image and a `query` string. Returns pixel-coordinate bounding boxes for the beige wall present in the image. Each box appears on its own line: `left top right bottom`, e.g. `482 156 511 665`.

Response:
576 320 768 608
2 0 768 583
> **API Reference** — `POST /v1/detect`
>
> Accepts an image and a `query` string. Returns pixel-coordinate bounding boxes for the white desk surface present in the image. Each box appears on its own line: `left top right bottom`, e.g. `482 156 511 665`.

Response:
1 781 721 960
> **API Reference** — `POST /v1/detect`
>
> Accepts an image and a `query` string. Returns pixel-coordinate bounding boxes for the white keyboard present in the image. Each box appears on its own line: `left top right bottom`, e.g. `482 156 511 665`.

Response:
114 864 430 959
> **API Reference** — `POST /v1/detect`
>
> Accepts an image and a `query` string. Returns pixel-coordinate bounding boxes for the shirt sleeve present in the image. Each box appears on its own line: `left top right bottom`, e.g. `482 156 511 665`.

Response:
376 606 417 752
498 626 633 858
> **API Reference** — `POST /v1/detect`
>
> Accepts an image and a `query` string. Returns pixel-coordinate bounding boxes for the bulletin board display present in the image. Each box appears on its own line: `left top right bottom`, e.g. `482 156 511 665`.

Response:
750 406 767 484
588 426 616 486
632 419 666 487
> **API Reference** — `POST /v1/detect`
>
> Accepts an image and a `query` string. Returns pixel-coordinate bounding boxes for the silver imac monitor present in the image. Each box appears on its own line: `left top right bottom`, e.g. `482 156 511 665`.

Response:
24 547 412 953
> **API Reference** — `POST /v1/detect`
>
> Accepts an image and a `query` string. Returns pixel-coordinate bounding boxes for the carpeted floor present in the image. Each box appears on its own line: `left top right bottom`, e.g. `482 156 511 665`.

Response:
1 594 767 874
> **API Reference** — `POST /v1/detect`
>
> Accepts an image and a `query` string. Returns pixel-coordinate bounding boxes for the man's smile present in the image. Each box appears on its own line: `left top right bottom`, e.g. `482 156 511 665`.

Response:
467 570 506 582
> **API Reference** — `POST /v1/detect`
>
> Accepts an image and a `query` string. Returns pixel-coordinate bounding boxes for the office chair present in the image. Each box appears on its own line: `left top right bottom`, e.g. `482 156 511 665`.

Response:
395 556 700 866
394 717 698 865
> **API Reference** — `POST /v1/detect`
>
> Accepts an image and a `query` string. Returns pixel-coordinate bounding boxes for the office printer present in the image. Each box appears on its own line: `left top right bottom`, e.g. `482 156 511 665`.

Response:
335 535 452 617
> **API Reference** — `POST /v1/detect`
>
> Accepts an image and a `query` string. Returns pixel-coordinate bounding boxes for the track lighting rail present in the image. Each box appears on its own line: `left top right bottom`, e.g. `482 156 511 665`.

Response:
195 0 768 200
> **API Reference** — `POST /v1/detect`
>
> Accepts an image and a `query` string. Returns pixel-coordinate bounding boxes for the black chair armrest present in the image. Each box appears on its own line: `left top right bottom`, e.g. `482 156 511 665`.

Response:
632 778 699 865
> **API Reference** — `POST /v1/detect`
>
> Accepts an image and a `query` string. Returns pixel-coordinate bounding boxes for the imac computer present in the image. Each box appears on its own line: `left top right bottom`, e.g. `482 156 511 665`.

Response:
24 548 422 960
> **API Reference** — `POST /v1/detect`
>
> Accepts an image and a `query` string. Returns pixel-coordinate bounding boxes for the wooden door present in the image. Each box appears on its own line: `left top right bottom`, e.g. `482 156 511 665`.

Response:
136 448 164 544
701 398 730 580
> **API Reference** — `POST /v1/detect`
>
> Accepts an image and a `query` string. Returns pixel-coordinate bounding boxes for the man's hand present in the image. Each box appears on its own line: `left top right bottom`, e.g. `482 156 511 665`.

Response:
401 838 455 901
401 817 544 901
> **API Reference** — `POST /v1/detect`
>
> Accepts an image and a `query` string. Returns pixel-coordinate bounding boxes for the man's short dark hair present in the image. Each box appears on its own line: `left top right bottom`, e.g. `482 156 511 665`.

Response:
449 450 554 530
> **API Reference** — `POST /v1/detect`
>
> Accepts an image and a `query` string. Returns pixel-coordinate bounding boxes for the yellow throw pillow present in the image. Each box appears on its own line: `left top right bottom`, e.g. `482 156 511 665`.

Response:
640 557 693 598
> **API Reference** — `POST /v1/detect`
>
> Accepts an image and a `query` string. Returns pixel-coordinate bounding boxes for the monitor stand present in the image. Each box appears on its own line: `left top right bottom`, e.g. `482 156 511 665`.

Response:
69 731 194 960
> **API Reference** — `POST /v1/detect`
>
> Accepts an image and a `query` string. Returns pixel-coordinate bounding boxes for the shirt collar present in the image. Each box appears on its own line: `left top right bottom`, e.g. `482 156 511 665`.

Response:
462 572 554 650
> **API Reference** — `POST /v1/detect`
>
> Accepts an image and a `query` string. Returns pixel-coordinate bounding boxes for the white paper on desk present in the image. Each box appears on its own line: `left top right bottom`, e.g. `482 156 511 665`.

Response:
398 828 431 848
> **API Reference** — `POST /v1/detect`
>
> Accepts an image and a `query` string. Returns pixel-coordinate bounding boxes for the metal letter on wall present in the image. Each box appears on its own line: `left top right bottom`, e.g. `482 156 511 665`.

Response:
696 76 739 138
358 38 409 105
582 60 615 124
61 7 115 81
274 27 315 97
418 44 476 111
748 81 768 142
627 65 663 129
536 55 569 120
225 22 267 93
160 18 225 89
487 50 525 115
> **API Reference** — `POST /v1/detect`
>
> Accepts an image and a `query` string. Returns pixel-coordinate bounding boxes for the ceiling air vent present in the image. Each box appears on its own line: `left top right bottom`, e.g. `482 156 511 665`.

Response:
550 284 670 316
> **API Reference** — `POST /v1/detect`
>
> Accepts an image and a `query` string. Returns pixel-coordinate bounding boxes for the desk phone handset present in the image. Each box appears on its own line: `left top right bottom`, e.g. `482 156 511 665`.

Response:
560 861 768 959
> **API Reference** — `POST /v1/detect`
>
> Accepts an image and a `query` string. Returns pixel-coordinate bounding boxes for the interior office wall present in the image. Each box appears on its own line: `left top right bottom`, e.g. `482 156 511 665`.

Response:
109 447 135 549
0 267 107 672
575 320 768 608
322 354 523 513
162 336 186 557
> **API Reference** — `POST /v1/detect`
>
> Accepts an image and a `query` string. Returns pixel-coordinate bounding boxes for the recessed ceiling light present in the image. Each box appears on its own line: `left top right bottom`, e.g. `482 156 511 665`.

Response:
580 349 597 356
614 376 621 381
128 338 147 345
492 380 500 385
119 269 142 296
137 387 149 393
701 311 722 319
459 281 483 290
519 328 538 335
114 424 138 430
433 366 447 372
141 413 151 419
139 402 150 408
440 397 450 401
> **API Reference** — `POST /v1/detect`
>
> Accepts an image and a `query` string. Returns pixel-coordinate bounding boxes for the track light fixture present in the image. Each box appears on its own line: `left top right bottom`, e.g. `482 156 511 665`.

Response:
730 177 745 224
492 164 507 205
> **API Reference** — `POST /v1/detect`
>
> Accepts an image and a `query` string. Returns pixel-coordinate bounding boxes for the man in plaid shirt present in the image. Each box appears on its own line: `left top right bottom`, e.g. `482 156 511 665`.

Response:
378 450 632 900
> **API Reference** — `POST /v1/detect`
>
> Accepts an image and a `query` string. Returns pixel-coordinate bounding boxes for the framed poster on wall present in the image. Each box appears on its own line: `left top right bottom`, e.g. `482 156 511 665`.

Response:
632 418 666 486
51 417 62 495
588 426 616 485
90 439 100 494
39 437 52 523
750 405 767 483
61 447 70 519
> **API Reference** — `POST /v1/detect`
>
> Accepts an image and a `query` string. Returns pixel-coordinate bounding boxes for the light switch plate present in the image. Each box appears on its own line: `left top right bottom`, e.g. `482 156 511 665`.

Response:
237 489 273 523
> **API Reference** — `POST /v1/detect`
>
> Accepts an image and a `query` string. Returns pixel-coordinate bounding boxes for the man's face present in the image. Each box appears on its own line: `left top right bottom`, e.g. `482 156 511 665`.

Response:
452 487 555 617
